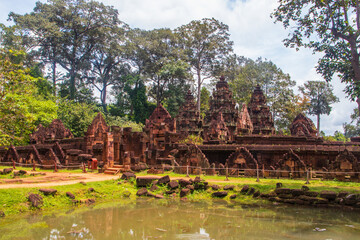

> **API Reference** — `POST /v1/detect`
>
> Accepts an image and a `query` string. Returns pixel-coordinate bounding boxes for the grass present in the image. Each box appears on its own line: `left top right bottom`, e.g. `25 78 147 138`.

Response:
0 178 138 217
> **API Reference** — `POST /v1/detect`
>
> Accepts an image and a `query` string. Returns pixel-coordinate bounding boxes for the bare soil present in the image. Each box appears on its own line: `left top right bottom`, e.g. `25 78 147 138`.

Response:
0 172 119 189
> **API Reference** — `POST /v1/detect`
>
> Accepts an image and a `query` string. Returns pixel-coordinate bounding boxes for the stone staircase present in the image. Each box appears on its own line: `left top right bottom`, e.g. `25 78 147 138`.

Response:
103 165 129 175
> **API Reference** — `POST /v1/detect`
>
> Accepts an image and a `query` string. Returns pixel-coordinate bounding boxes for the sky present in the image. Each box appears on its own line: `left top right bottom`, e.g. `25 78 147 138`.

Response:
0 0 357 135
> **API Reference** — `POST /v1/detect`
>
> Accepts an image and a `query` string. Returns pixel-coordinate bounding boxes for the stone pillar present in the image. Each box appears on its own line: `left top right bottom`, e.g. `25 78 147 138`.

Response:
103 132 114 168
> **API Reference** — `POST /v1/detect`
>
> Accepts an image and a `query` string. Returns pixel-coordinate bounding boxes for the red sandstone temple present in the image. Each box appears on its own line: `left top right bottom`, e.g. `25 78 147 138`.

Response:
1 77 360 180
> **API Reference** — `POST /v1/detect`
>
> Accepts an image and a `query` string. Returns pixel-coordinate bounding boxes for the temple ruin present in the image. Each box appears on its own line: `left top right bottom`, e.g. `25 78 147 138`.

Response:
2 77 360 180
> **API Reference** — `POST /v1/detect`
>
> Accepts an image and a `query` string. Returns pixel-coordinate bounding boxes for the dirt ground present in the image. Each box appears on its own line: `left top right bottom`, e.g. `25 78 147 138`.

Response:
0 172 119 189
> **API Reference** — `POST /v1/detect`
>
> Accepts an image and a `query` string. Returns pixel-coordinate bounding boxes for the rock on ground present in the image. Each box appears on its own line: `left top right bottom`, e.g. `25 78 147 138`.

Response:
28 193 43 208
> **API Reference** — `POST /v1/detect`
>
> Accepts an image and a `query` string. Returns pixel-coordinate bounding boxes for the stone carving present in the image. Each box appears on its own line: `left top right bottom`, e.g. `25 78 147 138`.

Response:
86 113 109 142
275 149 307 178
30 119 73 144
237 104 253 135
203 112 230 144
247 85 275 134
226 147 258 169
290 113 317 137
330 149 359 172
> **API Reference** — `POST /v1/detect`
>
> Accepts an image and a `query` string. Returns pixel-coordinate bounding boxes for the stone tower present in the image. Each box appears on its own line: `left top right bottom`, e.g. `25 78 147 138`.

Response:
176 90 202 137
204 76 239 140
247 85 275 134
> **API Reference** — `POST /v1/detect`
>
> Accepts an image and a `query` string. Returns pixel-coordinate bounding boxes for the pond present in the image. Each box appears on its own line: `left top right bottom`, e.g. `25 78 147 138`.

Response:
1 200 360 240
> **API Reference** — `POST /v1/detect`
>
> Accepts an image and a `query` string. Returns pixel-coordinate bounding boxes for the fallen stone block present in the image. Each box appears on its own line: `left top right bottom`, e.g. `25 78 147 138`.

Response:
211 184 220 190
212 191 228 198
150 185 159 192
180 188 190 198
240 185 249 193
157 175 170 185
39 188 57 196
320 191 337 201
230 194 237 199
168 180 179 189
291 189 304 197
28 194 43 208
253 191 260 198
2 168 13 175
274 188 292 195
223 185 235 191
136 177 159 187
178 179 191 187
121 172 136 180
66 192 75 199
304 191 318 197
247 187 255 195
136 188 148 196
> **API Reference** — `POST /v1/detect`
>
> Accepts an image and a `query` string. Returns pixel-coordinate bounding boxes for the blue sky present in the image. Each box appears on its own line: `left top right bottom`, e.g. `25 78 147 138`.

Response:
0 0 356 135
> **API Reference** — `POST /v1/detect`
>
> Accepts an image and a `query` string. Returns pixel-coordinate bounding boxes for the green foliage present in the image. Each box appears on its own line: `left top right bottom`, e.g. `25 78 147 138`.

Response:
57 99 99 137
343 108 360 138
0 49 57 146
200 87 210 118
321 131 349 142
272 0 360 103
178 134 204 145
105 115 144 132
11 0 122 100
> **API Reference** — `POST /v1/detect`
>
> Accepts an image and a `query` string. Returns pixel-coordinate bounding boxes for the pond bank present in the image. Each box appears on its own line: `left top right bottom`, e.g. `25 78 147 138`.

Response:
1 172 360 218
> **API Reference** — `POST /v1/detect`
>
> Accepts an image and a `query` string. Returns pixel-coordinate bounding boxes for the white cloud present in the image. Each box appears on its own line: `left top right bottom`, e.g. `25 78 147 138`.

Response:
1 0 356 135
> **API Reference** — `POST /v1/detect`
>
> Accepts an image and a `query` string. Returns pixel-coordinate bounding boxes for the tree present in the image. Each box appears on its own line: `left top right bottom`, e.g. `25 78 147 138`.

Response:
84 20 130 112
57 99 99 137
126 28 190 105
343 108 360 138
299 81 339 135
0 49 57 146
10 0 121 100
176 18 233 112
272 0 360 113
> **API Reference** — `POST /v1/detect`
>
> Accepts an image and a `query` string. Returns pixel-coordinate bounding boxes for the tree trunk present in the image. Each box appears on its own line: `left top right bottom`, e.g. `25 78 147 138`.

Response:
102 80 108 113
69 70 75 100
196 69 202 114
52 61 56 97
348 38 360 117
317 114 320 136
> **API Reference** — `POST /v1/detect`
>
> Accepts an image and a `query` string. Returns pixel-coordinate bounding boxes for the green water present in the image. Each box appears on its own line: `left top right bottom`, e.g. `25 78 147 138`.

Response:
1 200 360 240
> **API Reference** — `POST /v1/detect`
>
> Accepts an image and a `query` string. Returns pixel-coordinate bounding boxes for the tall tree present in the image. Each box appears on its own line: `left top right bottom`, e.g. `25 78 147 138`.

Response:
176 18 233 112
10 0 121 100
272 0 360 113
299 81 339 135
84 22 130 112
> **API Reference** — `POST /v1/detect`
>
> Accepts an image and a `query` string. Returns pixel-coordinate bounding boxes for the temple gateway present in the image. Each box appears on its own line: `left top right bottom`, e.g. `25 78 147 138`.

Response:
1 76 360 180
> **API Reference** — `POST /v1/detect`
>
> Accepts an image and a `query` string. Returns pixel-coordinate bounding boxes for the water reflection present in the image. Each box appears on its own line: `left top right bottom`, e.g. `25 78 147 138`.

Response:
1 200 360 240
